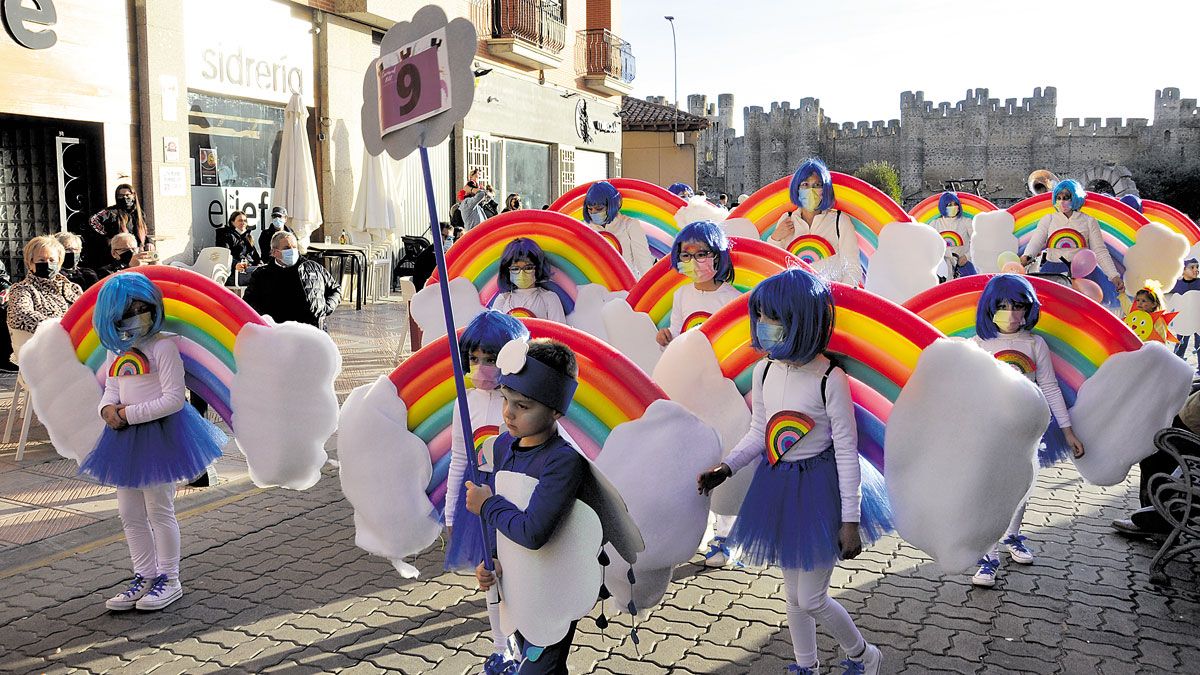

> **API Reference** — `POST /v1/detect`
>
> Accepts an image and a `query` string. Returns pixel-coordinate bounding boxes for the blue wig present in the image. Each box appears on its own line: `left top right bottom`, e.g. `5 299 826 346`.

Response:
1052 179 1086 212
460 310 530 364
748 268 834 364
788 158 835 212
667 182 694 198
583 181 622 225
94 272 165 353
938 192 963 218
497 238 552 292
671 220 734 284
976 274 1041 339
1119 193 1144 214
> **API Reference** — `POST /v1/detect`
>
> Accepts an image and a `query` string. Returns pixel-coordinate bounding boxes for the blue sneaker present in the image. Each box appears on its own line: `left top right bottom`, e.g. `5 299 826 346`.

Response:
787 663 818 674
840 644 882 674
971 556 1000 588
704 536 731 567
482 653 518 675
1002 534 1035 564
105 574 150 611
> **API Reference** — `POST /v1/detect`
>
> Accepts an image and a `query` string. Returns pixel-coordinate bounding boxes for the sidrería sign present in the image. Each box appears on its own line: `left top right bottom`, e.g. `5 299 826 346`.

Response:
2 0 58 50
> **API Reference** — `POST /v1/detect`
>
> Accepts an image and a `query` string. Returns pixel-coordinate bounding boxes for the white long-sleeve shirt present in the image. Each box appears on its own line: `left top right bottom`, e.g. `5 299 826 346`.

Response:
589 213 655 278
97 334 187 426
930 215 973 264
668 282 742 337
723 356 862 522
1025 211 1119 279
445 388 505 526
492 287 567 323
973 332 1071 427
768 209 862 285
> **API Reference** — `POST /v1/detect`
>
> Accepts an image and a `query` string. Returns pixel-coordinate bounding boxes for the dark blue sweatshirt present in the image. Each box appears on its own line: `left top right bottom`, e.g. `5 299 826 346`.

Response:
480 432 586 551
1171 278 1200 295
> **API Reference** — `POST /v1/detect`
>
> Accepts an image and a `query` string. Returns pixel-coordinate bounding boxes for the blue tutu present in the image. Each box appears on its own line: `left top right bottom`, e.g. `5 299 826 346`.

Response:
727 449 894 571
444 483 490 571
79 404 226 489
1038 417 1071 467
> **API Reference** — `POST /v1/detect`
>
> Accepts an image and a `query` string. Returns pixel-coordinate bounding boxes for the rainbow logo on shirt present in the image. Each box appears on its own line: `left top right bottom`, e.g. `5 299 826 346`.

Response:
993 349 1036 378
506 307 536 319
598 230 623 255
940 231 964 248
682 311 712 332
765 410 815 466
1048 228 1086 250
108 348 150 378
787 234 835 265
473 425 500 471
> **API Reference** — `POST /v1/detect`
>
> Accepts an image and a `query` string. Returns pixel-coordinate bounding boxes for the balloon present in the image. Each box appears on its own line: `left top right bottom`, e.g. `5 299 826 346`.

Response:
997 251 1021 270
1072 278 1104 303
1071 249 1098 278
1001 262 1025 275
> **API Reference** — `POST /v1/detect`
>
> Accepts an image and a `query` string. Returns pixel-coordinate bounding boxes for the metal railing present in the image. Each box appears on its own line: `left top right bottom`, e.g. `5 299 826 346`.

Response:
484 0 566 54
575 29 635 83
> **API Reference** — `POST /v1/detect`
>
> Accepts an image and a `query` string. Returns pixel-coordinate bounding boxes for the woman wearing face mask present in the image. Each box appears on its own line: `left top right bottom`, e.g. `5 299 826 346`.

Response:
501 193 522 213
54 231 99 291
657 221 741 348
7 236 83 339
215 211 262 285
1020 179 1124 303
968 274 1085 589
85 184 153 270
80 273 225 613
768 158 863 286
490 238 568 324
929 192 976 280
581 180 655 277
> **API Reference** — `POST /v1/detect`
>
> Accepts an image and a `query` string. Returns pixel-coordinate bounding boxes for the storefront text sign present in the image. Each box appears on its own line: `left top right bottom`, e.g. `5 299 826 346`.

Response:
3 0 58 49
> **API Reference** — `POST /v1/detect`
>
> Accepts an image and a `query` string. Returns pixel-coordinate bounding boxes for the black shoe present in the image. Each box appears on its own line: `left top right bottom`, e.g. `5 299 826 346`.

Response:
1111 518 1142 534
187 467 218 488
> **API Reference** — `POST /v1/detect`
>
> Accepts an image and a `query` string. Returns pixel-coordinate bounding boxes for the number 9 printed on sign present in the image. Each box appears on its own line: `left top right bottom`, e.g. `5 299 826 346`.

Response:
377 27 452 135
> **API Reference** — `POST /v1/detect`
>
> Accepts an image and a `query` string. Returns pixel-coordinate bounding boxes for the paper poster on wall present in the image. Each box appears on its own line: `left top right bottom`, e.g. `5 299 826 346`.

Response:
377 27 452 136
199 148 219 186
161 167 187 196
163 137 180 163
160 75 179 122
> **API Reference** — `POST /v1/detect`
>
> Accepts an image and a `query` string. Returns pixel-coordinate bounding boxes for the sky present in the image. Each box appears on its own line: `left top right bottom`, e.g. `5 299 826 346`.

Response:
622 0 1200 135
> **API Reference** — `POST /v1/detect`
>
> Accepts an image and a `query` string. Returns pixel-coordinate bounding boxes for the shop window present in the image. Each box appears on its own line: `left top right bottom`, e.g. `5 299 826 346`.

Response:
466 133 493 186
187 91 285 188
502 139 550 213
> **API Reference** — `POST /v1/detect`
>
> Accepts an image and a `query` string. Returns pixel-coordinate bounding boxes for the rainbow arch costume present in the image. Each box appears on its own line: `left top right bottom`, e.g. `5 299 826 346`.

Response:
550 178 688 259
19 267 341 490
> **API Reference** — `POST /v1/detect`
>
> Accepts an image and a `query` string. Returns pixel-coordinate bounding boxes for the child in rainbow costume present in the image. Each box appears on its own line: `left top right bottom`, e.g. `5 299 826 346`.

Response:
1021 179 1124 303
656 221 742 348
491 238 569 324
582 180 656 278
767 159 862 286
969 274 1085 588
696 268 890 675
81 273 227 612
929 192 975 279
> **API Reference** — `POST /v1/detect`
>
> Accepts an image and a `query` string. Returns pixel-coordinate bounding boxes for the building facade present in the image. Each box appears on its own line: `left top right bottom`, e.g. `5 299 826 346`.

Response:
693 87 1200 208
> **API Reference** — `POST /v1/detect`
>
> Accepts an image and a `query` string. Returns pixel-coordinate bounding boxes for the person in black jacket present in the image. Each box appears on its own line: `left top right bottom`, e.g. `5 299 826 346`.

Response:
258 206 293 261
215 210 261 285
244 231 341 328
0 258 13 371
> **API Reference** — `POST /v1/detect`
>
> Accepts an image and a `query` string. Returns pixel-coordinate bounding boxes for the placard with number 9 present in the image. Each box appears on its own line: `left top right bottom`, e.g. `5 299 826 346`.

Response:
378 27 452 135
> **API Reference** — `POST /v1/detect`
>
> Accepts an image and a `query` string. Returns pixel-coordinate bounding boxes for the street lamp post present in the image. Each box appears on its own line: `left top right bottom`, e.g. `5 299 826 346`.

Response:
665 15 677 144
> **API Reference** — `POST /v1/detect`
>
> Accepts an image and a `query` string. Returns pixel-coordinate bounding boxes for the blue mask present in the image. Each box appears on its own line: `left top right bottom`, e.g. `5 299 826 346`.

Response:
117 311 154 341
280 249 299 266
755 321 787 353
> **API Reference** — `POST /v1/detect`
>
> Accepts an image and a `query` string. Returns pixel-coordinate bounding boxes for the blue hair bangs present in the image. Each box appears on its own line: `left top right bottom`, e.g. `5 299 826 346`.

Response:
667 182 694 198
938 192 963 218
460 310 530 364
748 268 834 364
671 220 734 284
1119 193 1144 214
1052 180 1086 211
976 274 1041 339
497 238 552 292
789 158 834 212
94 272 165 353
583 181 622 225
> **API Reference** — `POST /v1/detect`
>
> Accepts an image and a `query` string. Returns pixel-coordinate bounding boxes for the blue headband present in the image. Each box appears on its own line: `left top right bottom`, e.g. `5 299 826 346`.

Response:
496 341 577 413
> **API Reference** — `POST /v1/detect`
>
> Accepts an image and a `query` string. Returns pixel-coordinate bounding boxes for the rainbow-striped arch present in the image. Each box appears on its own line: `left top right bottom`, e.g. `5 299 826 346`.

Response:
1007 192 1149 270
550 178 688 259
908 192 999 224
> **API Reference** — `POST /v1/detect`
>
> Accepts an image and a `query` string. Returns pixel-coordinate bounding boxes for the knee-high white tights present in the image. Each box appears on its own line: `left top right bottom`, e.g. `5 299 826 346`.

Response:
116 484 180 580
782 566 865 667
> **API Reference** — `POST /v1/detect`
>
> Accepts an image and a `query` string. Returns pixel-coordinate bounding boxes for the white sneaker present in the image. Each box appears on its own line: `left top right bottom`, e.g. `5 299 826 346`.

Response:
135 575 183 611
971 556 999 588
703 536 730 567
105 574 151 611
840 643 882 674
1002 534 1035 564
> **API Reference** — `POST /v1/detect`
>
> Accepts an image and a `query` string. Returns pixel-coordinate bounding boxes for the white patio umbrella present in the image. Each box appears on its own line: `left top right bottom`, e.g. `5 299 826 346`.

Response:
273 93 323 242
349 146 400 245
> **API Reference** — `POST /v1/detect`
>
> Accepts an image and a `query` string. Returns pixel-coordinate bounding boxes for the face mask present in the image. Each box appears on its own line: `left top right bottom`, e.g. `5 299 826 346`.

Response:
946 205 960 218
470 363 501 390
797 187 822 211
993 308 1025 333
510 269 536 290
118 250 135 266
63 251 78 269
280 249 299 266
1057 198 1073 214
117 310 154 341
755 321 787 353
33 261 59 278
678 257 717 283
119 195 135 210
271 217 284 229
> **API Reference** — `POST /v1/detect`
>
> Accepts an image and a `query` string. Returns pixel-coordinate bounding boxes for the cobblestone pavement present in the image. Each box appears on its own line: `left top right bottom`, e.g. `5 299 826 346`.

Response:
0 301 1198 674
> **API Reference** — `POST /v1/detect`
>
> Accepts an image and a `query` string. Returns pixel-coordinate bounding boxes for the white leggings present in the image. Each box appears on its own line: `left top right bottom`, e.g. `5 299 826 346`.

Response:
988 500 1028 557
116 484 180 580
782 566 865 667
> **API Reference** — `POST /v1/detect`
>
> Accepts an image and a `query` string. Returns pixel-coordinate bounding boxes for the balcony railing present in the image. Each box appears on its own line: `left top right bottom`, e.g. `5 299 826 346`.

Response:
575 29 635 84
486 0 566 54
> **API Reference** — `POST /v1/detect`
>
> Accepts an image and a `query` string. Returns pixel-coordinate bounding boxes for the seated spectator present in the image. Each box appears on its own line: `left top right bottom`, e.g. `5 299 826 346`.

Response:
215 210 261 285
244 231 341 328
258 206 293 261
0 259 13 371
98 233 156 278
7 236 83 357
54 232 99 291
82 183 154 271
